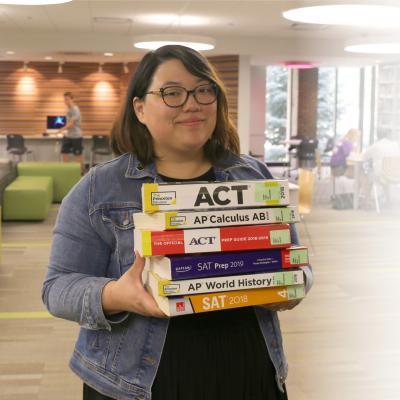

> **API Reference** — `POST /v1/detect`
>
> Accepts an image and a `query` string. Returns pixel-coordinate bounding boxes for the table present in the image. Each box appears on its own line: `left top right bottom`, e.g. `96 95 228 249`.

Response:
346 154 363 209
0 135 109 164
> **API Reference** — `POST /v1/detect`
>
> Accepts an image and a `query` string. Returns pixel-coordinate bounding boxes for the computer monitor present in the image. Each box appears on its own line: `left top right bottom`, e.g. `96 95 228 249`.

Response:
47 116 66 132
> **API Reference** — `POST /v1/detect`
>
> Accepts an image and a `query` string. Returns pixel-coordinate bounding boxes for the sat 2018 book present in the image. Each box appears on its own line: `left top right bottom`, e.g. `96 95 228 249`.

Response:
147 284 306 316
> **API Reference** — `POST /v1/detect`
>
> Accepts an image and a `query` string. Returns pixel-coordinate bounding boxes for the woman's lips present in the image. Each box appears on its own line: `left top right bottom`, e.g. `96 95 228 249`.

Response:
176 119 205 126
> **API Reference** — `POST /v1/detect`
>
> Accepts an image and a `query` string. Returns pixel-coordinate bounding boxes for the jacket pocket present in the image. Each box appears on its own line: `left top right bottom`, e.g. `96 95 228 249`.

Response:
78 328 111 369
101 205 141 272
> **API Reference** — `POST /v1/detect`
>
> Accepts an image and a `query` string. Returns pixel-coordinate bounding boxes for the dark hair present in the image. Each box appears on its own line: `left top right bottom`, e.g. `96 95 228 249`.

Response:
113 45 240 165
64 91 74 99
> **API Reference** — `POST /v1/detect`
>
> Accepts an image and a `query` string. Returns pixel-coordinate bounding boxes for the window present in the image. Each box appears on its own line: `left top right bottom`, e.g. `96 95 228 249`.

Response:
265 66 289 162
317 68 336 152
317 67 361 152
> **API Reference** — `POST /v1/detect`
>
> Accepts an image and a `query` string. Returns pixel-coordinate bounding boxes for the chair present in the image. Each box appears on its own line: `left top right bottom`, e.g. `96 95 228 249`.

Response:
298 168 316 255
372 156 400 213
298 138 318 169
90 135 112 168
6 134 33 162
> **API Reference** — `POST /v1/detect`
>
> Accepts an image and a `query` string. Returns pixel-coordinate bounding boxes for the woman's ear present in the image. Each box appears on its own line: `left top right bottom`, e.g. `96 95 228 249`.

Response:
133 97 146 125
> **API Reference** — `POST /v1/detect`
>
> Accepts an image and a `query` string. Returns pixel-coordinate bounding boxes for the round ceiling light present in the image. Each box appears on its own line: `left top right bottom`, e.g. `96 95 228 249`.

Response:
345 38 400 54
134 35 215 51
283 5 400 28
0 0 72 4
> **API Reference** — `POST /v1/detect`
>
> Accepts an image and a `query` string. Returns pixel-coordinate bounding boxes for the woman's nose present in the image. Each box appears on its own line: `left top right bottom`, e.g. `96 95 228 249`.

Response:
182 92 201 111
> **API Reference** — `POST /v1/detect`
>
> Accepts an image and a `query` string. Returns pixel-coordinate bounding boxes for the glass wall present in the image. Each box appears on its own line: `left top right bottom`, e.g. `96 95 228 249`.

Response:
317 67 362 153
263 64 386 164
317 68 336 152
264 66 289 162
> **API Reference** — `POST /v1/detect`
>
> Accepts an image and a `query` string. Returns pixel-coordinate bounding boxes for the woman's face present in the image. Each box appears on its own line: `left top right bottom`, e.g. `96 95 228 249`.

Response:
133 59 217 158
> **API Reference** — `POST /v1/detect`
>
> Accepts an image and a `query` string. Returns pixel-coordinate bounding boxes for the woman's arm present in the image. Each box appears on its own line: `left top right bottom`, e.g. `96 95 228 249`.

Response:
41 173 118 331
42 171 164 329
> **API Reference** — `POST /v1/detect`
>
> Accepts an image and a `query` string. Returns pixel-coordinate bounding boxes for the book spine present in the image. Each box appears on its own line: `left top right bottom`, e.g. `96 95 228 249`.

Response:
135 224 291 256
151 247 308 280
166 284 306 316
134 206 299 230
155 270 304 296
142 180 289 212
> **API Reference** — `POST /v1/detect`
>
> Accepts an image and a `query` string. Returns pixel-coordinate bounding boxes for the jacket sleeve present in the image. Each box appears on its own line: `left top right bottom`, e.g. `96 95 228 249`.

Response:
241 154 314 293
41 170 127 331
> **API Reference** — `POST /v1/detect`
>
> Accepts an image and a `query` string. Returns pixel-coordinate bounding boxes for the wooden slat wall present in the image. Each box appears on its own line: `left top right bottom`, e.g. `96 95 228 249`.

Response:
209 55 239 126
0 55 238 136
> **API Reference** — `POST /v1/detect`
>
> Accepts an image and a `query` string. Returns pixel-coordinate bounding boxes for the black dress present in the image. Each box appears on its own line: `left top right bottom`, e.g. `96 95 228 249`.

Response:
84 169 288 400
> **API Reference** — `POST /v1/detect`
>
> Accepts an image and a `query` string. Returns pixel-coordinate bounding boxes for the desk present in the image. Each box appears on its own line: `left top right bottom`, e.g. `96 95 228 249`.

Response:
347 154 363 209
0 135 109 164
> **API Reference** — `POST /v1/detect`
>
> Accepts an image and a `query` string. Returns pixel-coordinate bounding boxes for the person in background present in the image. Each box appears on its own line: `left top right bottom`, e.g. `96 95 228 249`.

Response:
361 128 400 207
330 128 360 177
59 91 83 172
42 45 313 400
330 129 360 209
362 128 400 178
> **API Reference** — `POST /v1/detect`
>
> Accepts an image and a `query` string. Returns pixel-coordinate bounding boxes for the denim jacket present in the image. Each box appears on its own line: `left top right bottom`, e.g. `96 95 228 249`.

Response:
42 152 313 400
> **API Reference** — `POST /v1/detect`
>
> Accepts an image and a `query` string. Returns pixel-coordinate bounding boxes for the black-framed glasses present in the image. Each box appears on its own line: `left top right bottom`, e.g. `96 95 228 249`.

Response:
144 83 218 108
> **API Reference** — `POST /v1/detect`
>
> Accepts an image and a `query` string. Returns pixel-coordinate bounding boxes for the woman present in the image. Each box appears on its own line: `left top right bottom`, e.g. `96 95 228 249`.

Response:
330 128 360 177
42 45 313 400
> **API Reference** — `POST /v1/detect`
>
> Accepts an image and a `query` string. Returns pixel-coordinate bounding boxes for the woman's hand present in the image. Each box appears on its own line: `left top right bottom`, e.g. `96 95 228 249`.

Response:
261 299 302 312
102 252 166 318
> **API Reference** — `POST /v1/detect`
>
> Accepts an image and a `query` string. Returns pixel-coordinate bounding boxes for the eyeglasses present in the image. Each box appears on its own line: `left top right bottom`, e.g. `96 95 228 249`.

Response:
144 83 218 108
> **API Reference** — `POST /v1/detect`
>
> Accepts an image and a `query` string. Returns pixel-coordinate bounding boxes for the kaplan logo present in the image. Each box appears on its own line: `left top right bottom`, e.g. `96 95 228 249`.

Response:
151 191 176 205
176 265 192 273
176 301 185 312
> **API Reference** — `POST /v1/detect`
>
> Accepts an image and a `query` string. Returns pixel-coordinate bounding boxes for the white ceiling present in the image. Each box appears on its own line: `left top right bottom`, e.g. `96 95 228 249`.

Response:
1 0 400 66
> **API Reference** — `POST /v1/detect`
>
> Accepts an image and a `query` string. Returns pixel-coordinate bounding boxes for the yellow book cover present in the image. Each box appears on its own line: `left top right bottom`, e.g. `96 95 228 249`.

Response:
148 283 306 316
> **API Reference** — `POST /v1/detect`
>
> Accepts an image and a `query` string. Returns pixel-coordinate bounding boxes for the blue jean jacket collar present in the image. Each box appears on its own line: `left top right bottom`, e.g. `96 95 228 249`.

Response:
124 151 249 181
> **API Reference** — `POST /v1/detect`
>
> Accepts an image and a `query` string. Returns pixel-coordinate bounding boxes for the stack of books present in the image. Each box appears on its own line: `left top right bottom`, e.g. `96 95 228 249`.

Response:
134 180 308 316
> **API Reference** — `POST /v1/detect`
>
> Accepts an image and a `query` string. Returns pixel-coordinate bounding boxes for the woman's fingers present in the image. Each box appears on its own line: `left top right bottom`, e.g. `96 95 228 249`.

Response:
126 252 166 317
130 251 146 283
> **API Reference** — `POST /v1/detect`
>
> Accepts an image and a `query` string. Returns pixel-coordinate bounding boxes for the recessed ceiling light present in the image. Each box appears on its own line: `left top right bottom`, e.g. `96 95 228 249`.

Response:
134 35 215 51
0 0 72 4
6 51 15 55
104 52 114 57
345 39 400 54
283 5 400 28
44 56 53 60
136 14 207 26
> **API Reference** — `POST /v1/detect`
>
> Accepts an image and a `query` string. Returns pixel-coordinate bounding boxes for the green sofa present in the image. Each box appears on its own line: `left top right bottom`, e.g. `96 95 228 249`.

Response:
17 162 81 202
3 176 53 221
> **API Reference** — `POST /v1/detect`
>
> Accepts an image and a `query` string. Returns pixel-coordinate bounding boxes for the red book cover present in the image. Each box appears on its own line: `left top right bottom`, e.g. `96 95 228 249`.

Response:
135 224 292 256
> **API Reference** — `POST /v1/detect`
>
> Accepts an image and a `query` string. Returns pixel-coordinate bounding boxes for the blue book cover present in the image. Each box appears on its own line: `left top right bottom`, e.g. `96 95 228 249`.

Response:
148 247 308 280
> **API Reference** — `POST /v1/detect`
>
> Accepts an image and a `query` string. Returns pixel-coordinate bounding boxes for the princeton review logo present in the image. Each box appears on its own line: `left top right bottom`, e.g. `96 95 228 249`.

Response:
151 191 176 205
176 301 185 312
